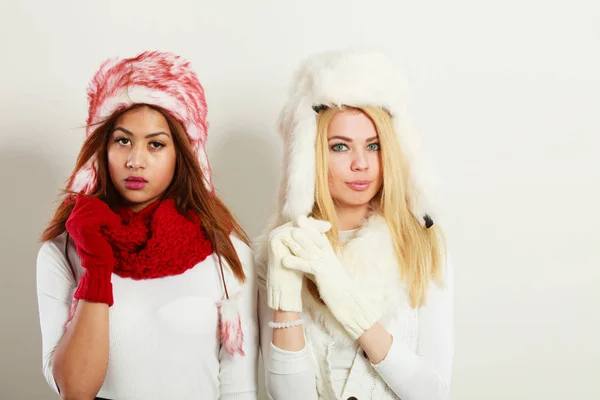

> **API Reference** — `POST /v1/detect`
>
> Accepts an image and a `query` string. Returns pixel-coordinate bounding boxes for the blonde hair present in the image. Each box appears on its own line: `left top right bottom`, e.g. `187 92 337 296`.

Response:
311 105 445 307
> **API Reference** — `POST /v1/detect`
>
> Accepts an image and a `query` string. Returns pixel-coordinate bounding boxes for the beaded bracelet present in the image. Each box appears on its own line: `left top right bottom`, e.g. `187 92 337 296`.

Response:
268 319 304 329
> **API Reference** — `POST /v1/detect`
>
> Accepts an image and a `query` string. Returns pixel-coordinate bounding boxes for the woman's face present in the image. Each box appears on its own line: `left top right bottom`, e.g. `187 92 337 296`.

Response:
107 106 177 211
326 110 383 210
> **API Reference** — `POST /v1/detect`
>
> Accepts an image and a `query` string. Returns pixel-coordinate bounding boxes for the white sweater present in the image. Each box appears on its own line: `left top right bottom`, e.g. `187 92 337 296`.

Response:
257 219 454 400
36 232 258 400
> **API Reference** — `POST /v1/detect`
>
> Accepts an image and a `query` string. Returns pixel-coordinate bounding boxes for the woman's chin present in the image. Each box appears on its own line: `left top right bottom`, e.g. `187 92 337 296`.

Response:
116 190 157 209
335 197 374 209
338 191 378 207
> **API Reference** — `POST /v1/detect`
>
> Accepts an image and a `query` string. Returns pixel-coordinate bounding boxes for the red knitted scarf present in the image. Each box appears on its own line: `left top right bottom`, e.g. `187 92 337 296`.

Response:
101 199 214 279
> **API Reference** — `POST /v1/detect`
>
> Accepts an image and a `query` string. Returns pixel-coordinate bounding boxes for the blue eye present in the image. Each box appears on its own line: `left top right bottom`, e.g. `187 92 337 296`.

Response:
331 143 348 152
367 143 380 151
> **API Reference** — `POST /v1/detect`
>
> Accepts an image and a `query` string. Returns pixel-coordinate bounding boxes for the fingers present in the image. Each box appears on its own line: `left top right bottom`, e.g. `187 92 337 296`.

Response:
267 222 294 251
290 228 325 253
268 222 294 241
268 228 294 260
292 226 329 250
296 215 332 234
268 235 292 259
269 219 330 258
282 255 313 275
281 235 314 261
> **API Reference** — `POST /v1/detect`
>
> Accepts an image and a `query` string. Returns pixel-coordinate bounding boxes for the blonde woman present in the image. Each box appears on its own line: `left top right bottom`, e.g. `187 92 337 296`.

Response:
257 51 453 400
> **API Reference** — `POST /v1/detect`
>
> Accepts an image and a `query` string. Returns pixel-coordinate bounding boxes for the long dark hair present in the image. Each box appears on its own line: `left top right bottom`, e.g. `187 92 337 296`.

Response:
41 104 249 282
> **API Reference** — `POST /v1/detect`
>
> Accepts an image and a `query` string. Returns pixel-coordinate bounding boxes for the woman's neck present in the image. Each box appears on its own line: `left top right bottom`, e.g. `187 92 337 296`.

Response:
116 197 163 221
335 204 371 230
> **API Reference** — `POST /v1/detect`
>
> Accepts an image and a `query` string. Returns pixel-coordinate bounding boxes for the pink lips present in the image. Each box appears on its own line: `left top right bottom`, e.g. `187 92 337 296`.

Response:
347 180 371 191
125 176 148 190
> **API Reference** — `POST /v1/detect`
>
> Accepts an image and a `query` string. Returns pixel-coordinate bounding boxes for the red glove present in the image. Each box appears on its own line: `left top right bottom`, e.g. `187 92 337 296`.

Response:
66 195 121 306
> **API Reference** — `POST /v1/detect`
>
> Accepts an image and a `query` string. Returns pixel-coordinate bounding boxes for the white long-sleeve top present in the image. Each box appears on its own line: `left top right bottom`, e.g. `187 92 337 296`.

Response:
257 220 454 400
36 232 258 400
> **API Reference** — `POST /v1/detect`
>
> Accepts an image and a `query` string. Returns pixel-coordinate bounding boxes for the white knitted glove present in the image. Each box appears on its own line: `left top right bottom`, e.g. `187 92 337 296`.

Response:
266 219 331 312
282 217 380 339
266 222 300 311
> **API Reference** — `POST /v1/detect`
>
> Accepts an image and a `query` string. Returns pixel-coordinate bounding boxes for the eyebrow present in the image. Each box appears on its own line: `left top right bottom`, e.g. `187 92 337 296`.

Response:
113 127 171 139
328 135 379 142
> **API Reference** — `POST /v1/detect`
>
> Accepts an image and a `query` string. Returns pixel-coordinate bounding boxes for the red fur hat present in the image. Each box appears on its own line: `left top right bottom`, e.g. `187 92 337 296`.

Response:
63 51 247 356
67 51 213 193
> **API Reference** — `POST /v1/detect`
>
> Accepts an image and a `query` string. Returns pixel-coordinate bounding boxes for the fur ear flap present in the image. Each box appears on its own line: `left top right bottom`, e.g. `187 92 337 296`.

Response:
68 158 97 195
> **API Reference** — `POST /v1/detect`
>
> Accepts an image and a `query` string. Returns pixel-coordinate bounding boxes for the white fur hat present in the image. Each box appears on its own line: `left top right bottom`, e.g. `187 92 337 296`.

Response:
277 50 437 228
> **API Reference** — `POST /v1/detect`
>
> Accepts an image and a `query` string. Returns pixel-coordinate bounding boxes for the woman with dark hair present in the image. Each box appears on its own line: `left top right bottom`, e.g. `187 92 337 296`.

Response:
37 51 258 400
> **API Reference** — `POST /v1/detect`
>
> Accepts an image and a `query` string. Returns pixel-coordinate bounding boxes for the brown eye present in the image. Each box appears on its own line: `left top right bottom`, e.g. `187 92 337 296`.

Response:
149 141 165 149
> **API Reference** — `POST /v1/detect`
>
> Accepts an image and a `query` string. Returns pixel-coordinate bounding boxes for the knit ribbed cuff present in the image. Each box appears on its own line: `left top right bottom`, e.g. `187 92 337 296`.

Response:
267 287 303 312
73 270 114 306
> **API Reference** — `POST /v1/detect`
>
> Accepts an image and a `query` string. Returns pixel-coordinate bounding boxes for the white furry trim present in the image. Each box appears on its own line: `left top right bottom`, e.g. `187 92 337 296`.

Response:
255 214 416 348
301 214 414 347
278 50 438 226
278 98 317 220
90 86 200 138
71 86 212 193
69 158 97 194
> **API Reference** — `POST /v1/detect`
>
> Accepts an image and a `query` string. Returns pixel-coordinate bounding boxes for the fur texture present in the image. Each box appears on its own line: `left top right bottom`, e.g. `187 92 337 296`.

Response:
255 214 418 399
68 51 213 194
217 292 245 356
256 214 417 348
277 50 438 227
302 215 415 347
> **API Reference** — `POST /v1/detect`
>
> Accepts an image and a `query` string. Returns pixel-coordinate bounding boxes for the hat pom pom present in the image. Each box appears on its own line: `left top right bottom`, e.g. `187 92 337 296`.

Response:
217 292 245 356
